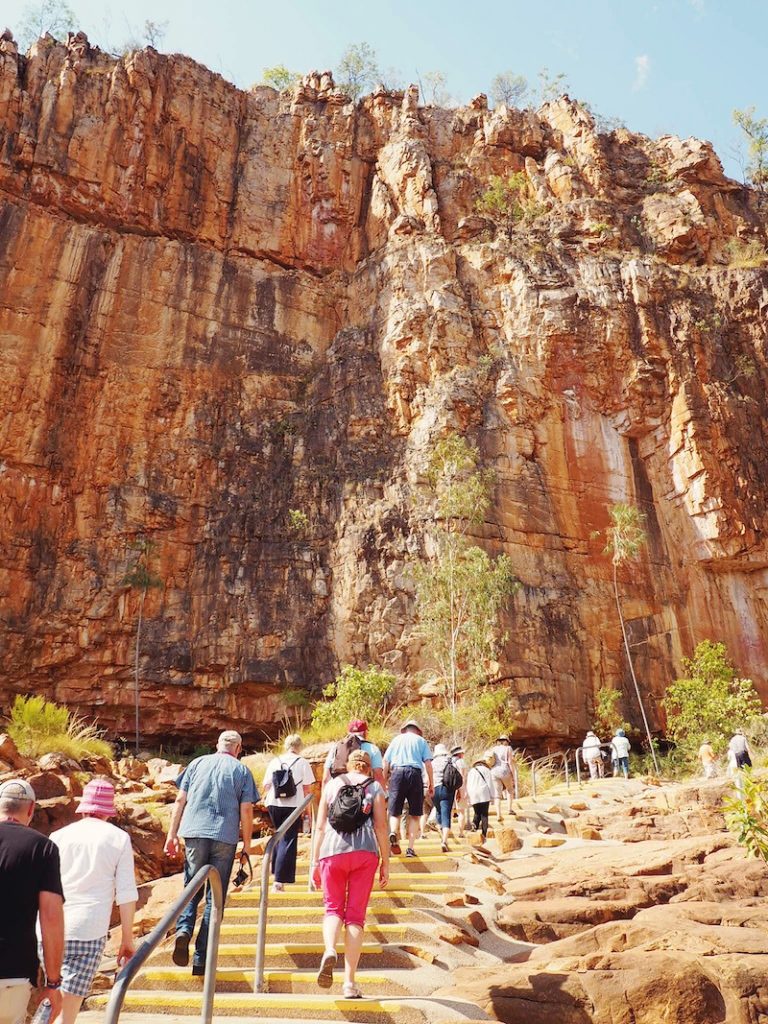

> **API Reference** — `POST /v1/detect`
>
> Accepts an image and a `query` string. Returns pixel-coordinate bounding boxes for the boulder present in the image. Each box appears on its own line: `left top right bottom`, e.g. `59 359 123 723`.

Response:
0 734 33 770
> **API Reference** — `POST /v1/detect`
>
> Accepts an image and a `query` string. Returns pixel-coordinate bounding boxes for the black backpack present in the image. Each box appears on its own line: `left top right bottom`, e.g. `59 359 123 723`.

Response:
328 777 374 833
329 734 363 778
442 756 462 793
272 757 299 799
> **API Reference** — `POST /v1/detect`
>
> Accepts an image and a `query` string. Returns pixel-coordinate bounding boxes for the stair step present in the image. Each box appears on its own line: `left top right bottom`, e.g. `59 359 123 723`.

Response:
224 905 413 921
152 943 410 969
229 887 450 907
134 966 405 994
220 923 409 939
91 991 420 1020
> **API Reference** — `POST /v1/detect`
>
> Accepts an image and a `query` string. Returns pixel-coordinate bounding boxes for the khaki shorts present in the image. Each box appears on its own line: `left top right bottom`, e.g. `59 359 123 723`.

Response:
0 980 32 1024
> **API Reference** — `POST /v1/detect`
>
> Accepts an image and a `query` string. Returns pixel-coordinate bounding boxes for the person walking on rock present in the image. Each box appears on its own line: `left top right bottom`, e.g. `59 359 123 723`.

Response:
466 753 495 840
582 731 603 779
490 734 517 819
728 729 753 770
0 779 64 1024
698 738 718 779
311 749 389 999
43 779 138 1024
450 744 469 837
164 730 258 975
431 743 464 852
323 720 384 788
262 734 316 893
382 720 433 858
610 729 631 778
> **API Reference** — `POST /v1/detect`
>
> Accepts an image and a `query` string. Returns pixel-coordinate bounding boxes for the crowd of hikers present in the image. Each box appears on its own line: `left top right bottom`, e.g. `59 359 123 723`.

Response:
0 718 759 1018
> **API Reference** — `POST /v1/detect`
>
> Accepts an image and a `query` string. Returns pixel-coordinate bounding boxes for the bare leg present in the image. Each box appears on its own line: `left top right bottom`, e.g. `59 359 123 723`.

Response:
54 995 85 1024
322 914 343 956
388 815 401 839
343 924 365 985
406 815 419 850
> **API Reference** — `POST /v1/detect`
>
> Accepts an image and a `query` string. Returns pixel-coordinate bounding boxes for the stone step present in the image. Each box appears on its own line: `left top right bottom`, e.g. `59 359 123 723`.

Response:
152 942 410 969
224 904 414 922
219 922 410 942
134 966 408 995
229 887 450 908
90 990 422 1021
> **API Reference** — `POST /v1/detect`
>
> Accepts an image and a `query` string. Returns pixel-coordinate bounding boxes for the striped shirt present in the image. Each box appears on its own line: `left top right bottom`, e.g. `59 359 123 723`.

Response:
176 753 259 846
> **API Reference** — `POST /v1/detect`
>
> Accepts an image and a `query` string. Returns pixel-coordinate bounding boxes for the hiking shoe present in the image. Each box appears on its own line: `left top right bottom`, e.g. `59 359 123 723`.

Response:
343 982 363 999
441 841 449 853
317 950 337 989
389 833 401 855
405 847 416 858
191 963 205 977
172 932 190 967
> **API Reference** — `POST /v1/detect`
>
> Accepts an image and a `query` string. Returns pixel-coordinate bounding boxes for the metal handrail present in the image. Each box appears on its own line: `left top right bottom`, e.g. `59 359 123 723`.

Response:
576 742 614 782
253 792 314 993
104 864 223 1024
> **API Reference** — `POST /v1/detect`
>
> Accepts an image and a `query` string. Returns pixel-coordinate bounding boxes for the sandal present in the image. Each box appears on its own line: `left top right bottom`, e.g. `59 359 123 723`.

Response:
343 982 363 999
317 950 337 989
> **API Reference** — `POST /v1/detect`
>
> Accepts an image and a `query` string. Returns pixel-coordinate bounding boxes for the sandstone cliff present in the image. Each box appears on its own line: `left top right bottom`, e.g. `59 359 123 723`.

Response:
1 32 767 745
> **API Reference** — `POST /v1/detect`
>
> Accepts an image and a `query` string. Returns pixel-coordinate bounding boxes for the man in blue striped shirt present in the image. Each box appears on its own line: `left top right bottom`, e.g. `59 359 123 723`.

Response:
164 730 258 975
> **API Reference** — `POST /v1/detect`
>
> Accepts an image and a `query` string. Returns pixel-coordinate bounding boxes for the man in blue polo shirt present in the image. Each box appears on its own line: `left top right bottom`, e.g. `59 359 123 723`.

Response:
165 730 258 975
383 720 433 858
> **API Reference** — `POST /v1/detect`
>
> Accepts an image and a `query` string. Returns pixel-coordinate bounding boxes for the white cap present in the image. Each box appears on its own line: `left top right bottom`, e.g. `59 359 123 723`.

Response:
0 778 35 802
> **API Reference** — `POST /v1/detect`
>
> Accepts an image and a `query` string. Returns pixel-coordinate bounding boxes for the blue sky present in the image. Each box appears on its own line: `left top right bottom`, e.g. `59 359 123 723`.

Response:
4 0 767 178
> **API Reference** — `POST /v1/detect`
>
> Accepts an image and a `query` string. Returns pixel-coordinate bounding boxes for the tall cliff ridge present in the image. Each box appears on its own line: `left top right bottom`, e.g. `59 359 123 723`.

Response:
1 33 767 744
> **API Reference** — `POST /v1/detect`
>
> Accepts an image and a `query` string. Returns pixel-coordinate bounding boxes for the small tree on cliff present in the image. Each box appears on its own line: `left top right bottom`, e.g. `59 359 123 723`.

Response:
16 0 76 49
336 42 381 100
121 537 163 754
490 71 529 108
733 107 768 193
600 503 659 773
411 435 519 723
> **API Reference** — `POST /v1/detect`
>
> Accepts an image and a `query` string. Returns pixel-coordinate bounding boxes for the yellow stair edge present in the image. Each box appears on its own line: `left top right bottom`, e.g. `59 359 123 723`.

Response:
220 923 407 935
137 968 389 984
225 905 413 919
213 942 385 956
95 992 402 1012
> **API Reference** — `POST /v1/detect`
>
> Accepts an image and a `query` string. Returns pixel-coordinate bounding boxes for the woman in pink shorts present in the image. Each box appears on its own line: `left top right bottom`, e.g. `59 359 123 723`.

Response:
311 749 389 998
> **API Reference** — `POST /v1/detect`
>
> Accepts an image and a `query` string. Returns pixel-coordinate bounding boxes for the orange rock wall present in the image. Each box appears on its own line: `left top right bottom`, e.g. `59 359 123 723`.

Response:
1 36 767 745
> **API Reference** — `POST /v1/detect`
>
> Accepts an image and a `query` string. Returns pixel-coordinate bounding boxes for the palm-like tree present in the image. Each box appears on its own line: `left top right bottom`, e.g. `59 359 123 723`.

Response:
604 503 660 773
121 537 163 754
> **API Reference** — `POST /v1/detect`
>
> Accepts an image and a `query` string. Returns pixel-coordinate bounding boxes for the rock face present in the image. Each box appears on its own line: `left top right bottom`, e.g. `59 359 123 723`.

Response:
1 36 767 744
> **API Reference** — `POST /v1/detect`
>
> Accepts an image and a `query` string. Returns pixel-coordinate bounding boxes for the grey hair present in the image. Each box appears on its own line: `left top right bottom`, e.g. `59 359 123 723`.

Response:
217 730 243 752
284 734 303 752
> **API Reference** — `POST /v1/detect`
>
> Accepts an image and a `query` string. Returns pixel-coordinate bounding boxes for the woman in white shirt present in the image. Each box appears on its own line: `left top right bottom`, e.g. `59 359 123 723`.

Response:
466 753 495 840
262 734 316 892
490 735 517 819
43 778 137 1024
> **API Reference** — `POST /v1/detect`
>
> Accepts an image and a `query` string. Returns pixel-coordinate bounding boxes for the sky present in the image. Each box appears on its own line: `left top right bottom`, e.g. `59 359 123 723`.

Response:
4 0 767 179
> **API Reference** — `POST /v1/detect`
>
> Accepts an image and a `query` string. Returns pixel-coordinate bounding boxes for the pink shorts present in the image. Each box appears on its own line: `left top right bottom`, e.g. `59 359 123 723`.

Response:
319 850 379 927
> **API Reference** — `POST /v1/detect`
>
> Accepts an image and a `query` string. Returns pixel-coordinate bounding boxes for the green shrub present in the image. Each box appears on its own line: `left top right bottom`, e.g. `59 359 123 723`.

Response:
724 771 768 861
310 665 396 735
475 173 545 234
7 695 113 761
592 686 631 737
663 641 762 756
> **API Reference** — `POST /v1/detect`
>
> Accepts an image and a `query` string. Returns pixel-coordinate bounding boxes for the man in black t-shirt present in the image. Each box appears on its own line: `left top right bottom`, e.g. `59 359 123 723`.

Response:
0 779 64 1024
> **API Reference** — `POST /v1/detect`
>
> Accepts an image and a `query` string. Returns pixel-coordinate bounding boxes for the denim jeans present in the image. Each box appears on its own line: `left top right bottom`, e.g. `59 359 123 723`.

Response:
432 784 455 829
176 837 237 965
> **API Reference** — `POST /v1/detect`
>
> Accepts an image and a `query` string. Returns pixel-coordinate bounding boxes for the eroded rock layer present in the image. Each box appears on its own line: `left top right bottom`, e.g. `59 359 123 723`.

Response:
1 34 767 743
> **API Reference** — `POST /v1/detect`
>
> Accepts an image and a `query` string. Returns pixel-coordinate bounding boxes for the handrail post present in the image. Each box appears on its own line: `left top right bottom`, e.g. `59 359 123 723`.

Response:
254 793 313 994
564 754 570 791
200 868 223 1024
104 864 220 1024
576 749 582 786
531 761 537 801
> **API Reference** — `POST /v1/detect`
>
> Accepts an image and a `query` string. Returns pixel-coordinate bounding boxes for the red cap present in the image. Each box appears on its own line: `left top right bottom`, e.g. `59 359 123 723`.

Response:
348 720 368 735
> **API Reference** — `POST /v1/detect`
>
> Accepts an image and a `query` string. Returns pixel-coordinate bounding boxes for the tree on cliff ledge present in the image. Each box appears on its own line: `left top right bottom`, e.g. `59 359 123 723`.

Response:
411 435 518 724
121 537 163 754
16 0 75 50
602 503 660 773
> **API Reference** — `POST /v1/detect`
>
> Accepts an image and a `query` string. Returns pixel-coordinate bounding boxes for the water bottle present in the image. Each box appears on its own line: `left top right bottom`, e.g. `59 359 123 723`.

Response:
31 999 52 1024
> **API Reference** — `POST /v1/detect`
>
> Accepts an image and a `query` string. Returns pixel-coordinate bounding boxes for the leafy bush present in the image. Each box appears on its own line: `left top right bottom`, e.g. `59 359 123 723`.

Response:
663 641 762 755
725 237 768 268
592 686 631 737
310 665 396 734
7 695 113 761
724 771 768 861
475 173 545 234
400 689 512 753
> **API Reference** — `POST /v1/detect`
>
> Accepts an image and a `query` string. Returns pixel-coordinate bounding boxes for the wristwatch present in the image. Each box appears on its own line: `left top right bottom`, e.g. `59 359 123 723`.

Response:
46 978 62 990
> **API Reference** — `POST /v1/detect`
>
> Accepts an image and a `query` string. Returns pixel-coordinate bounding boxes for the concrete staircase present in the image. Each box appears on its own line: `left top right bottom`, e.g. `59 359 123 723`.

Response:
88 834 496 1023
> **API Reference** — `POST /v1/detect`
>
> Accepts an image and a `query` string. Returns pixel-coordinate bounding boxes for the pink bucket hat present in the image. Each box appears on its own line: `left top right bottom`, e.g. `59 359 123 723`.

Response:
77 778 117 817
